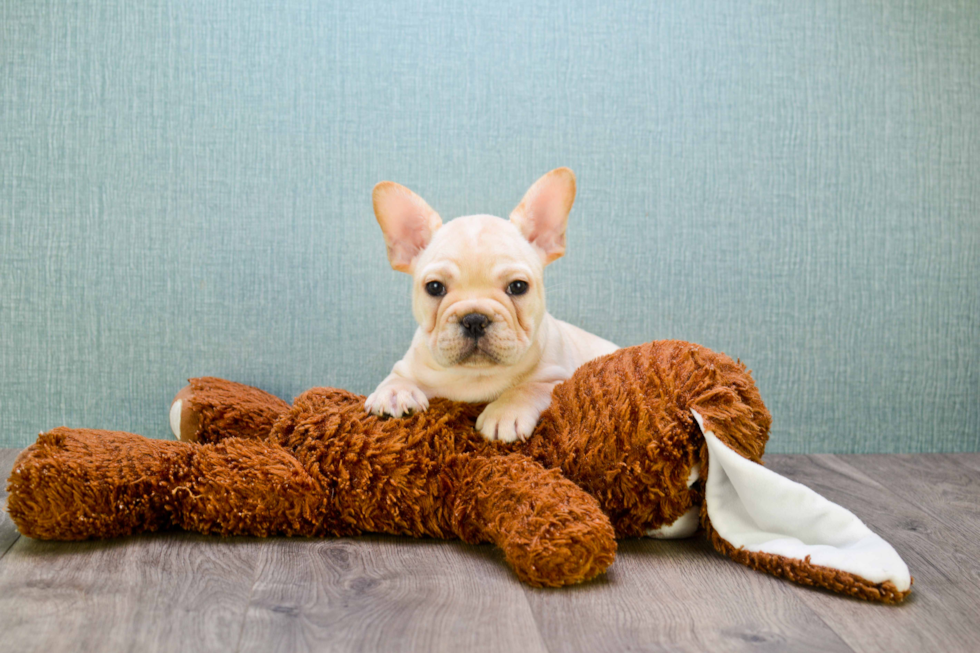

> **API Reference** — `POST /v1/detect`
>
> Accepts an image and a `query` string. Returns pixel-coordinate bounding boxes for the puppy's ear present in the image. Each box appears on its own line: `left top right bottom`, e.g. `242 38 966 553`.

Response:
509 167 576 265
372 182 443 273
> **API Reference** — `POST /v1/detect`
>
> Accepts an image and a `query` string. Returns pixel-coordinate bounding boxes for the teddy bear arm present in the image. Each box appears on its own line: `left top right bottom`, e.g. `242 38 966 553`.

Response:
445 453 617 587
164 436 332 538
171 377 291 444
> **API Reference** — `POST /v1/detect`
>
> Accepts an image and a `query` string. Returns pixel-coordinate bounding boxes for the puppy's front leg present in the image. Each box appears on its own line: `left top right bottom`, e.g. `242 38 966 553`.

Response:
365 368 429 418
476 381 557 443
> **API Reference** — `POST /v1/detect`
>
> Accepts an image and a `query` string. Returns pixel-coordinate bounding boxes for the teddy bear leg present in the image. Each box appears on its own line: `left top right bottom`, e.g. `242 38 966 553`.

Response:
8 428 194 539
163 436 328 537
170 377 291 444
8 427 329 541
446 453 617 587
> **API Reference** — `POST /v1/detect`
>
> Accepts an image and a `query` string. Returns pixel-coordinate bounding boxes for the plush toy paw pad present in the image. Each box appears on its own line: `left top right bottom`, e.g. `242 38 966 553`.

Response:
169 385 202 442
169 399 182 439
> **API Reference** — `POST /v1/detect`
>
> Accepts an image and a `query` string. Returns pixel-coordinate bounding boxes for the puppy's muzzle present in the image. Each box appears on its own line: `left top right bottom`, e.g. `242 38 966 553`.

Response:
460 313 491 339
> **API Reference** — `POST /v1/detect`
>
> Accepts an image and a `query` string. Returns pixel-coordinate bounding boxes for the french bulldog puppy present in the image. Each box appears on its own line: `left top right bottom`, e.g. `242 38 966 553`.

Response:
365 168 618 442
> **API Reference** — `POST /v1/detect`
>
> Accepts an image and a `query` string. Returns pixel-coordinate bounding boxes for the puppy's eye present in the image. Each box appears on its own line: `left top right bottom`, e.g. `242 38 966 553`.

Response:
425 281 446 297
507 280 529 296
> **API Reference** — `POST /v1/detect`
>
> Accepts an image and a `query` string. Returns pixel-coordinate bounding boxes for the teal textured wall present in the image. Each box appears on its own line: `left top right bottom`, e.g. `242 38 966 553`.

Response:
1 0 978 452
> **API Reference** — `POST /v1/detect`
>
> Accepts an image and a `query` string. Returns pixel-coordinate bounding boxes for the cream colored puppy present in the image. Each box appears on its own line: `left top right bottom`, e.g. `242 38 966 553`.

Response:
364 168 618 442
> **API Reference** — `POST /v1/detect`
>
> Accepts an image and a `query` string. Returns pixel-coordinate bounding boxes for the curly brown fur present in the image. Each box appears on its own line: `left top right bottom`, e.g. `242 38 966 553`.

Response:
268 387 618 585
177 376 290 443
447 453 617 586
7 428 330 540
8 428 186 540
525 341 769 536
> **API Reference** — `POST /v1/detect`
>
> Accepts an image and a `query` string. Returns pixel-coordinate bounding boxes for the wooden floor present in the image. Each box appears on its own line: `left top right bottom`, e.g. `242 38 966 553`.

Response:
1 449 979 653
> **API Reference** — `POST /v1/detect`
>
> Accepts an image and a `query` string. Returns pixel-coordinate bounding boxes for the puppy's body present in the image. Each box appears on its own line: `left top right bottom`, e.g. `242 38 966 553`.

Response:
365 170 617 442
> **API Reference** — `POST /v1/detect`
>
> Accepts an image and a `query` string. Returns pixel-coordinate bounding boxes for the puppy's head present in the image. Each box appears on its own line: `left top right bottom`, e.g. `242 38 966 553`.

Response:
372 168 576 370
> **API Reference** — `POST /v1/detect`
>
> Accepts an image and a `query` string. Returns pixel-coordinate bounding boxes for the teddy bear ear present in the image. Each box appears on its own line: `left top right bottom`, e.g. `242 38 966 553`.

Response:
510 168 576 265
692 410 912 603
372 181 443 273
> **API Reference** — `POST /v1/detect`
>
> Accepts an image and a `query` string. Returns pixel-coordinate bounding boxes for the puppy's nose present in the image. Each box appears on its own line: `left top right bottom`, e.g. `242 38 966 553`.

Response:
460 313 490 338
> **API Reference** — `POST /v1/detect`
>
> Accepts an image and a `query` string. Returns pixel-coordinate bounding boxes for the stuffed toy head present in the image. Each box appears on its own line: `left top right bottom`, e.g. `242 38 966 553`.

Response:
6 340 911 602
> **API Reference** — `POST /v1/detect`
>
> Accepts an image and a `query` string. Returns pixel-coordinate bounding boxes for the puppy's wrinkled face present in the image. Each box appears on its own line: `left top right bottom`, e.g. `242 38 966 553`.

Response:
372 167 575 376
411 215 545 369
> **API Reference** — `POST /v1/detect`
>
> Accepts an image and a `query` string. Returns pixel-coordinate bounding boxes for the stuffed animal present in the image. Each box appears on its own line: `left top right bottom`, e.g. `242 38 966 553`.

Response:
5 340 911 602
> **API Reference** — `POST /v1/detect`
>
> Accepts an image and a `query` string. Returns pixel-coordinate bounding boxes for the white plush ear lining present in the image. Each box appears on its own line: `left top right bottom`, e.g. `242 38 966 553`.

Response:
372 181 442 273
693 410 911 593
509 168 576 264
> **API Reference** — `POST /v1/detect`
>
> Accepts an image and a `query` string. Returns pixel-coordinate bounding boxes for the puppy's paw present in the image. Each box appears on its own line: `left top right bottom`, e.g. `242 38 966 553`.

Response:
475 399 541 443
365 379 429 418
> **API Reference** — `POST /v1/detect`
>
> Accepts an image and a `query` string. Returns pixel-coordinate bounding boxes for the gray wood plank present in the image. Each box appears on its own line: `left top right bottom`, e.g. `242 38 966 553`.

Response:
946 452 980 474
854 454 980 539
238 535 548 653
0 532 260 653
1 449 23 559
521 531 851 653
764 454 980 653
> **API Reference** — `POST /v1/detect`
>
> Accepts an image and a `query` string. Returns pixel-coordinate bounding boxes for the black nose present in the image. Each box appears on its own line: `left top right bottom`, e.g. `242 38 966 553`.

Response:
460 313 490 338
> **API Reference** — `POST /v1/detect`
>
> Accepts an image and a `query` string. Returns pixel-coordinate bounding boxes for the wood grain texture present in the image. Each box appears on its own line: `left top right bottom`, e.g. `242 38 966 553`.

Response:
0 533 260 653
955 454 980 474
855 454 980 539
2 449 980 652
238 536 548 653
521 536 851 653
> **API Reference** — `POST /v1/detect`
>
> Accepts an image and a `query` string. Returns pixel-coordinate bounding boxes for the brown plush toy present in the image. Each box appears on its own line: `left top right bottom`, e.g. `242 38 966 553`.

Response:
6 340 911 602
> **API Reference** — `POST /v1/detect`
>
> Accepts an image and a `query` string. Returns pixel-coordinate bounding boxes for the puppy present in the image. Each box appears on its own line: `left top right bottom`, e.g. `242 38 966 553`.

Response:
364 168 618 442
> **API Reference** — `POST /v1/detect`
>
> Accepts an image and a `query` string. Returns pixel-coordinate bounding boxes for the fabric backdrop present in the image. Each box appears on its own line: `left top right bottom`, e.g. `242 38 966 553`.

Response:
2 0 977 452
